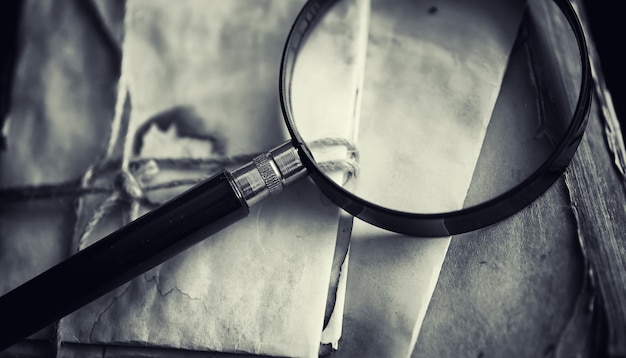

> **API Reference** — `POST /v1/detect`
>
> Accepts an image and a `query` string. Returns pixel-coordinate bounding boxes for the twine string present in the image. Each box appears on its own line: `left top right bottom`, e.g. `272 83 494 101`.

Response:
2 137 359 243
0 138 359 206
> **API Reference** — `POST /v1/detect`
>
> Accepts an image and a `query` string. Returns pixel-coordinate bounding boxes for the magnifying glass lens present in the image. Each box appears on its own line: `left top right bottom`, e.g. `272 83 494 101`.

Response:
287 0 586 222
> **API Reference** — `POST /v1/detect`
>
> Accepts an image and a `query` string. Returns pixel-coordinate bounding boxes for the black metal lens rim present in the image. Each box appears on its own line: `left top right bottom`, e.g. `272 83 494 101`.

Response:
279 0 593 237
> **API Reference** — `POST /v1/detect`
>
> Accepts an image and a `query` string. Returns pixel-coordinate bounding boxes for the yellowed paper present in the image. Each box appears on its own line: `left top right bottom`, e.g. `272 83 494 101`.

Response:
333 0 526 356
0 0 119 350
290 1 371 350
55 1 369 357
1 1 525 357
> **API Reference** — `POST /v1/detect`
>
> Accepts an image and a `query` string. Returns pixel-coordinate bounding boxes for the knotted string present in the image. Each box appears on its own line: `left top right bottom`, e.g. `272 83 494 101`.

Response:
0 137 359 244
0 139 358 204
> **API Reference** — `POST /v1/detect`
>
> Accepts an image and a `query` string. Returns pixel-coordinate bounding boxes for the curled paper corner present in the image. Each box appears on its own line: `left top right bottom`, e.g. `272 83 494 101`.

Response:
320 248 350 353
320 211 354 354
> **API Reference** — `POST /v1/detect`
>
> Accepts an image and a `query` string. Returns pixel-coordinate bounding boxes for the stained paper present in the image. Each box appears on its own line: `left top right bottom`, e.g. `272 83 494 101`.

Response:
290 0 371 350
0 0 118 350
333 0 526 356
53 1 369 357
1 0 527 357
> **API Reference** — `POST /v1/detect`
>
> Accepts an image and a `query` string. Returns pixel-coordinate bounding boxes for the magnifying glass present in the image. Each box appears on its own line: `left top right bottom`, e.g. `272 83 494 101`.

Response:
0 0 591 350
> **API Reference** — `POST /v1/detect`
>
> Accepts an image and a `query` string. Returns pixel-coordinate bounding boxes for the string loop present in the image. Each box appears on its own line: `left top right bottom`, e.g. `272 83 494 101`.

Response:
0 138 359 206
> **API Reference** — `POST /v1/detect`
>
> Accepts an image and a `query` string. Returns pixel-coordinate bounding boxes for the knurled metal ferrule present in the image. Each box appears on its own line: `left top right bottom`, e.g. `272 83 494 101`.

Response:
231 141 307 207
252 154 283 196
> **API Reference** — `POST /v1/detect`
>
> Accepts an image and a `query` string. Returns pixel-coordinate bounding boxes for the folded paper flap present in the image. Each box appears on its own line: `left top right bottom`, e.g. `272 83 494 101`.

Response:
0 1 120 348
55 1 370 357
354 0 526 214
291 0 369 142
335 0 527 356
1 0 525 357
61 179 344 355
123 0 300 156
0 0 118 292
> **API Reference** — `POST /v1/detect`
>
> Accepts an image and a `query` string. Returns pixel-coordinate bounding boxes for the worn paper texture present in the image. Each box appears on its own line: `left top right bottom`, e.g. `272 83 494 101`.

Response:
289 0 371 351
333 0 526 356
54 1 368 357
0 0 118 347
413 22 588 354
2 0 526 357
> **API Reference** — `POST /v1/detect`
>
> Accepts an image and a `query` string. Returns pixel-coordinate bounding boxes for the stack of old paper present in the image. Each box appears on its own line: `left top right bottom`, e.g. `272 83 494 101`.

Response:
54 1 370 357
0 0 122 353
327 0 526 356
289 2 525 356
0 1 368 357
0 0 526 357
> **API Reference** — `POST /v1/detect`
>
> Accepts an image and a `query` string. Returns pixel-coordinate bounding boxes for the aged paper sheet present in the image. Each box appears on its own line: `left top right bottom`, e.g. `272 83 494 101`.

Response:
0 0 119 347
55 1 368 357
333 0 526 356
1 0 525 357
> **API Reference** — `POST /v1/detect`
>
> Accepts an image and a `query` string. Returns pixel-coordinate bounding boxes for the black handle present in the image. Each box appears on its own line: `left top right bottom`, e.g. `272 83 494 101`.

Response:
0 170 249 351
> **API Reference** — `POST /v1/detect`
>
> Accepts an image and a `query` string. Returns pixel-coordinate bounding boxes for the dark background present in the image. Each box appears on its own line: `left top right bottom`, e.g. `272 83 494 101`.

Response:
583 0 625 136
